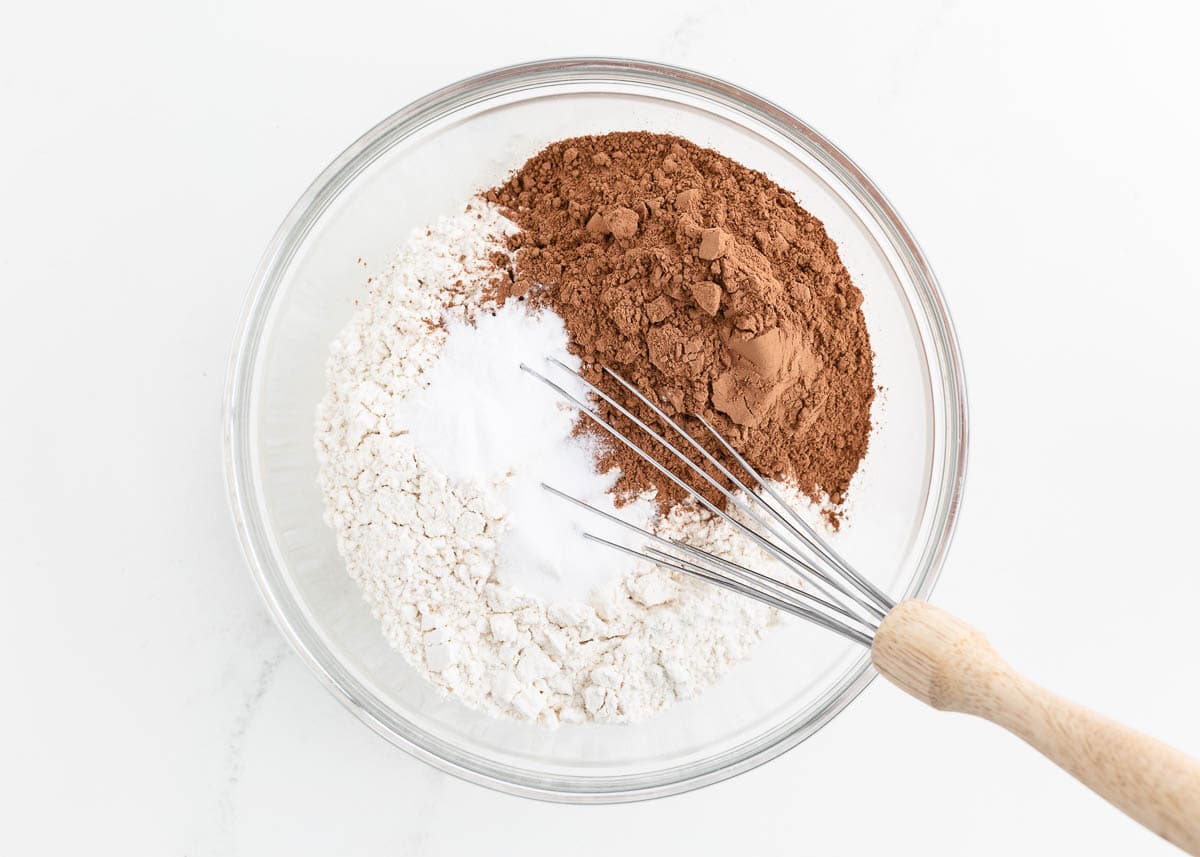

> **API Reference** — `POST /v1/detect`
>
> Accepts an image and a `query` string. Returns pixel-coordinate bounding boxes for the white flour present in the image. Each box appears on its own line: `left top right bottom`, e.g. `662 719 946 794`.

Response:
316 201 779 726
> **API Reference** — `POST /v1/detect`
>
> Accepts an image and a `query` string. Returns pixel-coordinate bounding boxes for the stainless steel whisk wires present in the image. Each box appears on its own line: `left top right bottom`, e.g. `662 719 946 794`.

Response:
518 359 894 647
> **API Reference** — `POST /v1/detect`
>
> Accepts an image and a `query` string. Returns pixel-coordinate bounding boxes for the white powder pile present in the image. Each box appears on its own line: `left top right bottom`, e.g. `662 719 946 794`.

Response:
316 200 779 726
395 302 656 604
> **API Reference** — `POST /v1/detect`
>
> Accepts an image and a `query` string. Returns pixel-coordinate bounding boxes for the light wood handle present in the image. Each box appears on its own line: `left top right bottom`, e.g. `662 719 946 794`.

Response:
871 599 1200 854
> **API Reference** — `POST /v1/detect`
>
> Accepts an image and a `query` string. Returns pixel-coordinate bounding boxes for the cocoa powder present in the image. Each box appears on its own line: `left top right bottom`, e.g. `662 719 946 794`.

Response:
487 132 874 523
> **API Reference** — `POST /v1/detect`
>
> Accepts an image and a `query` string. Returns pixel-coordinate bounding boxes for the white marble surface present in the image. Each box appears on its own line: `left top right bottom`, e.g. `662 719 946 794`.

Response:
4 1 1199 854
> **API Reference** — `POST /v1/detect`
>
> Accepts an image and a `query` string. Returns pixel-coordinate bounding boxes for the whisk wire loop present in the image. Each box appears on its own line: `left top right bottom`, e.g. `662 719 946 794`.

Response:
519 359 894 646
525 362 885 621
600 362 893 614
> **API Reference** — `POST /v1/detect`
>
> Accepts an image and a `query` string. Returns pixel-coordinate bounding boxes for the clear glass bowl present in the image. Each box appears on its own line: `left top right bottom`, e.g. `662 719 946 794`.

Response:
224 58 968 802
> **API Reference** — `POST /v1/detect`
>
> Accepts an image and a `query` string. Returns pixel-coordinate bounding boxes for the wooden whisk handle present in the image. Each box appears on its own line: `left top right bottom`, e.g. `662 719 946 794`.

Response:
871 599 1200 854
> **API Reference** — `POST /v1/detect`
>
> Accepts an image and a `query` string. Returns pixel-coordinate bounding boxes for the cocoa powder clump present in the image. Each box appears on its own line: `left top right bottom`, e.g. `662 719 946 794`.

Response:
486 132 874 523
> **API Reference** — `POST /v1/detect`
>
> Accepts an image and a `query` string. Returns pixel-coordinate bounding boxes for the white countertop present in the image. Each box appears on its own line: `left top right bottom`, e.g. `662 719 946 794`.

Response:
4 1 1199 854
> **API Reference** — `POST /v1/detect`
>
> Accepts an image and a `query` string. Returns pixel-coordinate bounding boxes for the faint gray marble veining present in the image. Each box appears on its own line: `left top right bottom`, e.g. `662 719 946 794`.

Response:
879 0 961 105
400 760 448 856
662 13 704 63
215 641 289 852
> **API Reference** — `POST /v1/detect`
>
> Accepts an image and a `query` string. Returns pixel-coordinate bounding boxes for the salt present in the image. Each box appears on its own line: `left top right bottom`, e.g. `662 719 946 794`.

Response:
393 301 655 605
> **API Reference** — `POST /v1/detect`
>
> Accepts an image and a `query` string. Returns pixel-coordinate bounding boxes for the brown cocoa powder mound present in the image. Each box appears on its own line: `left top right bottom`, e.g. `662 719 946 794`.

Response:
486 132 874 523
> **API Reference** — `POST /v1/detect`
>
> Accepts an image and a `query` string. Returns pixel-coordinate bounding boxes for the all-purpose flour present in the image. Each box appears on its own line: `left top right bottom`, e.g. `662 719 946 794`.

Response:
316 201 779 726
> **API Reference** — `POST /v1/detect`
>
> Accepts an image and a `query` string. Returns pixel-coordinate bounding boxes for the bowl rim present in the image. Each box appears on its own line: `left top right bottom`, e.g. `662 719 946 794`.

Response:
223 55 970 803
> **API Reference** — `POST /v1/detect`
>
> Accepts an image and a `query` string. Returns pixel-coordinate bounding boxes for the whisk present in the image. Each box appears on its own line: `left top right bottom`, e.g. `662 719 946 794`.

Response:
522 358 1200 856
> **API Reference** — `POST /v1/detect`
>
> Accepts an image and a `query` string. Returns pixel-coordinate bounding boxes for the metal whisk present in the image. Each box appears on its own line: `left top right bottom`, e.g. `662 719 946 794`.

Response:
520 358 1200 856
519 357 889 647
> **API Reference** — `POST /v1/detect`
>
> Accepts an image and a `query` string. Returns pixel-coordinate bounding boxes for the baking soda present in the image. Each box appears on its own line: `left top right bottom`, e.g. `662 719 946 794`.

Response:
394 302 656 604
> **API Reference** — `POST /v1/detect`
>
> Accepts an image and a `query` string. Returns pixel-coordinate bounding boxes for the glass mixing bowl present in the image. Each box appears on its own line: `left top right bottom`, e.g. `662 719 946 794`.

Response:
224 58 968 802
